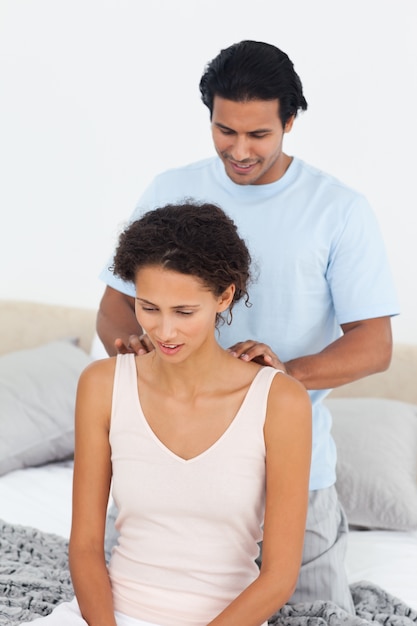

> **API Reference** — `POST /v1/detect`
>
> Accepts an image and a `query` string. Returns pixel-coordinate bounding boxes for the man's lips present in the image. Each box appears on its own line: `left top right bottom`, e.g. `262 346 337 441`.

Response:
228 159 258 173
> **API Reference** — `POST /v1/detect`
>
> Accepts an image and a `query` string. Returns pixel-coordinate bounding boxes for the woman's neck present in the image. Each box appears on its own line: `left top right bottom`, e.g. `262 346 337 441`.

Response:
146 342 231 396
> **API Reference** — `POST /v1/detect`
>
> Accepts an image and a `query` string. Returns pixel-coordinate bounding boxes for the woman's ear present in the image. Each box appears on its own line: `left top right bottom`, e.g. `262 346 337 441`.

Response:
217 284 236 312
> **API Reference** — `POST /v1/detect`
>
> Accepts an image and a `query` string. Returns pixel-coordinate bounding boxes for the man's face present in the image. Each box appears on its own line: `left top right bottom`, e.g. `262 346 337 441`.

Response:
211 96 294 186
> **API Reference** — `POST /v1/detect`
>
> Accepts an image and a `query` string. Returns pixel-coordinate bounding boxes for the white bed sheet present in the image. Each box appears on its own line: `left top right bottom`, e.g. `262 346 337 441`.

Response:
0 461 74 538
346 528 417 611
0 462 416 611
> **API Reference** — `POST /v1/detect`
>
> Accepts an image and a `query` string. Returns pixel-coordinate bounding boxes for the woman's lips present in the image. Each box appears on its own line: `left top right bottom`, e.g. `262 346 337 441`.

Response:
157 342 183 356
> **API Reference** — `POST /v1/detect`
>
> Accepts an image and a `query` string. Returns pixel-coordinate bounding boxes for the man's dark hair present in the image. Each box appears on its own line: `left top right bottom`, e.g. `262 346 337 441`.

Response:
199 40 307 127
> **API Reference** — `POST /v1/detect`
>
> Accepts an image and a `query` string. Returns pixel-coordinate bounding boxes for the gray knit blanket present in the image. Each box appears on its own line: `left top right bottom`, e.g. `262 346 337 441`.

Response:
1 519 416 625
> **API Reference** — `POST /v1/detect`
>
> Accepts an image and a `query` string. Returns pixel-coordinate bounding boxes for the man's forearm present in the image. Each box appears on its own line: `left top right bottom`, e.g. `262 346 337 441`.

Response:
97 287 141 356
285 316 393 390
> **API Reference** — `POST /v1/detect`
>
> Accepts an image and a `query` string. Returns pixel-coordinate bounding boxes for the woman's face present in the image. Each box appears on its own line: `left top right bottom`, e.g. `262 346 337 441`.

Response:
134 265 234 362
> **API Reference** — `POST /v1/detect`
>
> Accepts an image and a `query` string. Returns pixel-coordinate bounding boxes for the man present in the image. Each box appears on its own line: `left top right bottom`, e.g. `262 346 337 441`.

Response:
97 41 399 613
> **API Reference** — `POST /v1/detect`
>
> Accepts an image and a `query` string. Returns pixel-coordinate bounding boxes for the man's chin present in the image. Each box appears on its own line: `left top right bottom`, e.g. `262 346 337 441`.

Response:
224 164 260 186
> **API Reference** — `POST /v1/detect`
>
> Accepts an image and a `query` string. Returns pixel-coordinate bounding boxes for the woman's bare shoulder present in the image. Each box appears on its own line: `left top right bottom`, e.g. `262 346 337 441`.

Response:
266 370 312 425
78 356 118 390
269 368 309 395
75 357 119 426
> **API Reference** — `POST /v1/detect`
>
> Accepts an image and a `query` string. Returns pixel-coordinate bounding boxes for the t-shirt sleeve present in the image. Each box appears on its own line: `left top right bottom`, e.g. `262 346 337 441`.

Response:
98 180 159 296
327 195 400 324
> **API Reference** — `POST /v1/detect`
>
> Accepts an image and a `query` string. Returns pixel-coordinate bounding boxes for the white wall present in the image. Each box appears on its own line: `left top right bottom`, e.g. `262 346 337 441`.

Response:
1 0 416 342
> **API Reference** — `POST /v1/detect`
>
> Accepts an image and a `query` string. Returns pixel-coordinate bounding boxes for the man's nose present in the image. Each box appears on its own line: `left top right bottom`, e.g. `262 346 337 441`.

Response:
231 135 251 161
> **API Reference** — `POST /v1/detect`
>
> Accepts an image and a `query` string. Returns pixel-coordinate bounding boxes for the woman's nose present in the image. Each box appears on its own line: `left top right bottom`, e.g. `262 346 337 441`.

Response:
157 316 176 341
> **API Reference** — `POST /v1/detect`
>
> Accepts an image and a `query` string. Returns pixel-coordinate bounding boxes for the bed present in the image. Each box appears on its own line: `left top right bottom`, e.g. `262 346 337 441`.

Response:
0 299 416 625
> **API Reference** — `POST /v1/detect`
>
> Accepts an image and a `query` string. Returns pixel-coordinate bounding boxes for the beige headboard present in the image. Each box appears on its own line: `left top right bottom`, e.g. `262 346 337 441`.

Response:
329 342 417 405
0 300 97 355
1 300 416 405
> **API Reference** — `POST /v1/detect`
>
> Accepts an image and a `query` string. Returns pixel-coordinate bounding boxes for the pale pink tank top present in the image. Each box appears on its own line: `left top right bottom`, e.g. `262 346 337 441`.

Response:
108 354 279 626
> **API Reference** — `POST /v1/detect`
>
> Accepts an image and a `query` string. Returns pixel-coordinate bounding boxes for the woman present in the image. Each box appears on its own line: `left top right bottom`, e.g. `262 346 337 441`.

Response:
22 202 311 626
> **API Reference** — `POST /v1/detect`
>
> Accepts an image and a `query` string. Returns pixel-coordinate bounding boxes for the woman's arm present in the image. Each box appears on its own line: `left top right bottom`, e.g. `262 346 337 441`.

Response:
207 373 312 626
68 359 117 626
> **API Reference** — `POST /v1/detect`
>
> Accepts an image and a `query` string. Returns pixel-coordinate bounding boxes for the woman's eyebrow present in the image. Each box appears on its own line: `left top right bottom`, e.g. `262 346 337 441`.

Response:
136 297 200 310
135 297 156 305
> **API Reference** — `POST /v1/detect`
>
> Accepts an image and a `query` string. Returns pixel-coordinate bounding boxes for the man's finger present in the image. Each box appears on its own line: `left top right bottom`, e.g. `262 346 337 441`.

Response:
114 338 135 355
139 334 154 353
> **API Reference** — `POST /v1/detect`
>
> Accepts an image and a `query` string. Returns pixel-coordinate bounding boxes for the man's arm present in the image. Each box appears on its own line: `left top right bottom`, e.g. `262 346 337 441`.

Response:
97 286 146 356
285 316 392 389
229 316 393 390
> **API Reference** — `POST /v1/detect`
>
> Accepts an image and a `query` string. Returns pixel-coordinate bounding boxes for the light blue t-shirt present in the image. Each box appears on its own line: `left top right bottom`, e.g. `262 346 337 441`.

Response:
100 156 399 490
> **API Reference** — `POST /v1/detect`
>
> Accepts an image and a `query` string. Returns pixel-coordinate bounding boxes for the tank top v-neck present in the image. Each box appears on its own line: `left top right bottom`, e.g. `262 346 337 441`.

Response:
108 353 279 626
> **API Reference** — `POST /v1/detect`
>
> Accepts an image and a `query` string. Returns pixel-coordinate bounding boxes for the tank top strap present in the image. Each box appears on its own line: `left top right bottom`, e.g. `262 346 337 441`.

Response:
235 366 284 431
250 365 284 394
111 353 139 429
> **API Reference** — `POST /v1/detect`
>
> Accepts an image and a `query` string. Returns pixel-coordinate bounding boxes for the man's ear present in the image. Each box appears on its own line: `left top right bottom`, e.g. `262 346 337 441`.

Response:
217 284 236 312
284 115 295 133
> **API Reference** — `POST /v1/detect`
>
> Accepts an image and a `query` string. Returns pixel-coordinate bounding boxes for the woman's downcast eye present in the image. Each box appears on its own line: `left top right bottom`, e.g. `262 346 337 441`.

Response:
140 307 194 316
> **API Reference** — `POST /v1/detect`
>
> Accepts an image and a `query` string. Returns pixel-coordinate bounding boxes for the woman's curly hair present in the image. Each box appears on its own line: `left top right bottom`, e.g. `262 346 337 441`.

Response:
112 201 252 324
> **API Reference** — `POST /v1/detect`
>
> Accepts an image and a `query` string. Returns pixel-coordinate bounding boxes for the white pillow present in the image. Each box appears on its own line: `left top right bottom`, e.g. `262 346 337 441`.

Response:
89 331 108 360
326 397 417 531
0 340 91 476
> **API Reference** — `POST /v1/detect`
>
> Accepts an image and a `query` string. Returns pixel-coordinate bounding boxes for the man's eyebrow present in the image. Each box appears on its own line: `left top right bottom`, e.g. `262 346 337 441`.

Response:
214 121 271 133
214 121 234 131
